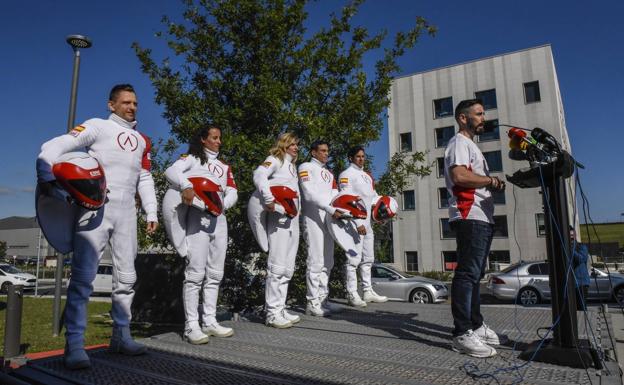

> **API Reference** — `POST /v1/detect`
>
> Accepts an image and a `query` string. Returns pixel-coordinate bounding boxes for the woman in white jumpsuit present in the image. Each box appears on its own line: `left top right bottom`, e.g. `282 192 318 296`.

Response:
338 146 388 307
251 132 301 328
164 126 238 344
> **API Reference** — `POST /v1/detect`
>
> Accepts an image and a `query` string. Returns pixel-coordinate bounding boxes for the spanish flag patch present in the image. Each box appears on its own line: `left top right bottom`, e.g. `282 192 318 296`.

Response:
339 178 349 184
262 161 272 168
180 154 189 159
298 171 309 178
68 125 86 137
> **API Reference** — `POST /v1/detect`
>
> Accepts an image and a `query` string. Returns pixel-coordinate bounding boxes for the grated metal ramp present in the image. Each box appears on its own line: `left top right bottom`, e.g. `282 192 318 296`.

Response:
12 302 622 384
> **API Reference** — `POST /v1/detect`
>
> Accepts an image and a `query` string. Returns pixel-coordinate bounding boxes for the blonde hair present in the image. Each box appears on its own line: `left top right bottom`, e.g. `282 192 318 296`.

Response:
269 132 299 162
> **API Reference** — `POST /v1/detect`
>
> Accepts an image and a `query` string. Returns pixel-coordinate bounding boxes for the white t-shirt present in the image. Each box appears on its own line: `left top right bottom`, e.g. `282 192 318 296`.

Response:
444 133 494 224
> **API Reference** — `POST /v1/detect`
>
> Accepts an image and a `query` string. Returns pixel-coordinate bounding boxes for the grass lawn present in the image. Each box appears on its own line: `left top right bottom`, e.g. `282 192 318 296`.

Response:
0 297 113 356
580 223 624 248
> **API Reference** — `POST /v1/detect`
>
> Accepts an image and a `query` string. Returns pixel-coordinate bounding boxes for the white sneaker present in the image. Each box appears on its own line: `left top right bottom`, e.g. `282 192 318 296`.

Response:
474 323 500 345
183 329 210 345
266 313 293 329
452 330 497 358
282 309 301 324
363 289 388 303
321 297 343 313
306 300 330 317
202 322 234 338
347 292 367 308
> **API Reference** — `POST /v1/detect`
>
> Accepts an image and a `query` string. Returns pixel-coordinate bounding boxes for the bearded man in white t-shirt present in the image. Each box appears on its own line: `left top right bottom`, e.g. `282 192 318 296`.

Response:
444 99 505 358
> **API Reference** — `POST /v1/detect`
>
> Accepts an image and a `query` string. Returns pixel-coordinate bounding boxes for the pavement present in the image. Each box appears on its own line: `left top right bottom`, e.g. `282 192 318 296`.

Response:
7 300 623 385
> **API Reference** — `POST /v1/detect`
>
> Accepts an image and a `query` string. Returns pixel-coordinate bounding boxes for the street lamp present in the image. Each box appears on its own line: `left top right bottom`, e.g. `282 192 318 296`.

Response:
52 34 92 337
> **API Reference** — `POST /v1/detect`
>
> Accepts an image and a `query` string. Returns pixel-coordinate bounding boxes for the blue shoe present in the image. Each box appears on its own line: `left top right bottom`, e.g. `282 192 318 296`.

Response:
109 326 147 356
64 344 91 370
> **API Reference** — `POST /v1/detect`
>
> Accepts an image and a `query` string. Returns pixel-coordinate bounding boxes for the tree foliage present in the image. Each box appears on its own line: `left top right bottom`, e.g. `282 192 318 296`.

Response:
134 0 434 311
0 240 6 258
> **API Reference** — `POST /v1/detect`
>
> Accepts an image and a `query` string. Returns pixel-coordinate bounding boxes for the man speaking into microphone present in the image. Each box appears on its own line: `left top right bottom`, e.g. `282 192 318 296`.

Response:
444 99 505 358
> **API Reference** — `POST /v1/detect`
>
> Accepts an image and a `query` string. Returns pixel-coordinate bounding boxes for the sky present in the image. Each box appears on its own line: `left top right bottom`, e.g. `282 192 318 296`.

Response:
1 0 622 223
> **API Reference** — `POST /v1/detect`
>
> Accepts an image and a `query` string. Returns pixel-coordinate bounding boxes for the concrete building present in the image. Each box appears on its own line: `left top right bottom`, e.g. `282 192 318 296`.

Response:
387 44 574 273
0 217 53 261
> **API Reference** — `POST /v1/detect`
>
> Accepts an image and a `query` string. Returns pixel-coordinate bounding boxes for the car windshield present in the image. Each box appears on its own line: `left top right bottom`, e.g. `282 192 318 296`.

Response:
0 265 22 274
500 262 522 274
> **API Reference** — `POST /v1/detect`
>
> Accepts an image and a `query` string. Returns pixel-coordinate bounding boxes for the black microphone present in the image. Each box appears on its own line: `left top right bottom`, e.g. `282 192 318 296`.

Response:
508 149 528 161
531 127 559 149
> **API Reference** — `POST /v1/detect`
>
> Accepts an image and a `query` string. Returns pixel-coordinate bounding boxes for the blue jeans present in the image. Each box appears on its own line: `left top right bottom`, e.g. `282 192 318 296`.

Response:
450 220 493 336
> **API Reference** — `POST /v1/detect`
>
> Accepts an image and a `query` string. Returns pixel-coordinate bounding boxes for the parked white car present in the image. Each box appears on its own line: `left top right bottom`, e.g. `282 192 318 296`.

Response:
93 263 113 294
0 264 37 293
369 263 448 304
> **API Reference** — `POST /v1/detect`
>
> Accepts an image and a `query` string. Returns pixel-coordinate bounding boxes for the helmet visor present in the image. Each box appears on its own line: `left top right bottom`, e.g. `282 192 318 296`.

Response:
68 178 106 202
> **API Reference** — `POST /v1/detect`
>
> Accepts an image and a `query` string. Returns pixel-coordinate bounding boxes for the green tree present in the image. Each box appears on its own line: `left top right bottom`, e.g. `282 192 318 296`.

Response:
0 240 6 259
134 0 434 310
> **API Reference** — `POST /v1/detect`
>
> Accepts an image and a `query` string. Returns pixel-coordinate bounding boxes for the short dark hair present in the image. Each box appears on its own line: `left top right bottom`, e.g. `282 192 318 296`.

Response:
454 99 483 121
310 139 329 152
109 84 135 101
347 145 365 160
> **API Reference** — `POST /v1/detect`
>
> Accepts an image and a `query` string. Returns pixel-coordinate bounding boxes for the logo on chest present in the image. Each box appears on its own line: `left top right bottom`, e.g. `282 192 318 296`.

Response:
321 169 331 183
208 163 224 178
116 132 139 152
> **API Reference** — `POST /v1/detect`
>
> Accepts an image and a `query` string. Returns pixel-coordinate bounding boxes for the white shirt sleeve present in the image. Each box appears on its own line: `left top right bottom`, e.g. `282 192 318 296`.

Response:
137 170 158 222
164 156 195 191
223 165 238 210
253 156 279 204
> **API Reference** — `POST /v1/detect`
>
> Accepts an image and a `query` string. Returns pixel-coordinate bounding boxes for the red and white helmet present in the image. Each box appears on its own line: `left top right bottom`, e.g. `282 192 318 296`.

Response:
52 152 107 210
331 194 367 219
188 176 223 216
270 185 299 218
372 196 398 223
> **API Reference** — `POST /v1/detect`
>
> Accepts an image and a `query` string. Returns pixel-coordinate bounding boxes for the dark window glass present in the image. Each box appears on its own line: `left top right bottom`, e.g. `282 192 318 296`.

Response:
483 151 503 172
443 251 457 271
437 157 445 178
400 132 412 152
488 250 510 271
475 89 497 110
440 218 455 239
493 215 508 237
478 119 500 142
528 263 549 275
434 97 453 119
403 190 415 210
406 252 418 272
536 213 546 237
438 188 450 208
492 190 506 205
373 266 396 278
435 126 455 147
524 81 541 103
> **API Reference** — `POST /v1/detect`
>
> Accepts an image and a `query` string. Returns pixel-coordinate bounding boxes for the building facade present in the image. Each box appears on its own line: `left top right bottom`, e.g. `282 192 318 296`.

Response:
387 45 574 273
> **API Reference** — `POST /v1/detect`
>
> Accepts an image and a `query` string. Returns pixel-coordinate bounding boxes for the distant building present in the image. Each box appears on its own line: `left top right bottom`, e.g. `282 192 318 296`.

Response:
387 45 575 273
0 216 52 260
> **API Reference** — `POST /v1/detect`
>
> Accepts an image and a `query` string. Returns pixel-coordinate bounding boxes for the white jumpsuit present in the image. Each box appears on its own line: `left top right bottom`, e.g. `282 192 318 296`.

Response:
163 150 237 331
298 158 338 302
37 113 157 347
338 163 380 294
251 154 300 317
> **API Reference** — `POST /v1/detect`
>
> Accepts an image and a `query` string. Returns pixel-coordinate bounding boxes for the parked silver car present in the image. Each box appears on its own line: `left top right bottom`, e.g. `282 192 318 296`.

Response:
369 263 448 304
487 261 624 306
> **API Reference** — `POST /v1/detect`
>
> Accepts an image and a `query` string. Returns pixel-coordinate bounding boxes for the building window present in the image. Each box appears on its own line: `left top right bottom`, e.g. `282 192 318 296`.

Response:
435 126 455 148
536 213 546 237
493 215 509 238
443 251 457 271
524 81 541 103
403 190 415 211
438 188 450 208
478 119 500 142
488 250 510 271
433 97 453 119
406 251 418 272
440 218 455 239
437 157 445 178
483 151 503 172
400 132 412 152
475 89 497 110
492 189 506 205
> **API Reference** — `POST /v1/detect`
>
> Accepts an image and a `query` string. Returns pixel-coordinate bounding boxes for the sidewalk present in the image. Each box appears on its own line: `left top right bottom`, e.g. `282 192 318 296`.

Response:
10 301 623 385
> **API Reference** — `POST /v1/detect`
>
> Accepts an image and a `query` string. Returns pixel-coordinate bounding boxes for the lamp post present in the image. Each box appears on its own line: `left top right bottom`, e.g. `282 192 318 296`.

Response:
52 34 92 337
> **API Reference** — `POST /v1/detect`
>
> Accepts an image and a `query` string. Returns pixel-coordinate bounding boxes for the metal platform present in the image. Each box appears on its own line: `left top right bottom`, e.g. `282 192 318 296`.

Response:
10 301 623 384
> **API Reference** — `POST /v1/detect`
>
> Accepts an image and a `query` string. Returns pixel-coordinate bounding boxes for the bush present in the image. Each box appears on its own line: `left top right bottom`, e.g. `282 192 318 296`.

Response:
410 271 453 282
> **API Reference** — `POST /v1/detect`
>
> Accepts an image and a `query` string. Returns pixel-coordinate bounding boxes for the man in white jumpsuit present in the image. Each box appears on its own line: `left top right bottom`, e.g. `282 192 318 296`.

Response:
298 140 343 316
36 84 158 369
338 146 388 307
251 132 301 328
163 126 238 344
